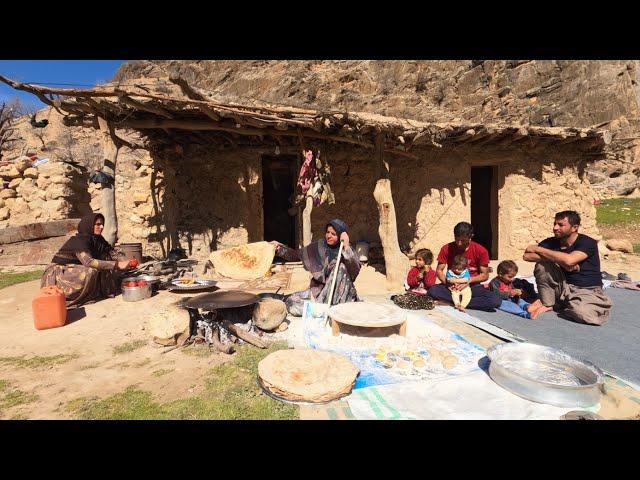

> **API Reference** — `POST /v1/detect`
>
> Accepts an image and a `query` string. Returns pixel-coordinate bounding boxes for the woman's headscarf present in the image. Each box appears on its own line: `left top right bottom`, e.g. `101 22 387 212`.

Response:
51 213 113 265
324 219 348 262
300 218 349 282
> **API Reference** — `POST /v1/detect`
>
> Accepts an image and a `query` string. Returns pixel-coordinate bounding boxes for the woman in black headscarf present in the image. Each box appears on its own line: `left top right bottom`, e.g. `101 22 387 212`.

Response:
270 219 361 316
41 213 132 307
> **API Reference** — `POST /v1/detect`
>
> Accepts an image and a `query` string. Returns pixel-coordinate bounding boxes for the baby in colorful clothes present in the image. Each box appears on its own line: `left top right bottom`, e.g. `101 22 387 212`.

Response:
489 260 544 319
446 255 472 312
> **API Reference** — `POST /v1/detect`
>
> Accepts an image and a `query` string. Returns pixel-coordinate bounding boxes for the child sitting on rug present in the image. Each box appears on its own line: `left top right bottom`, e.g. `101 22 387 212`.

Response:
446 255 472 312
406 248 437 295
489 260 544 319
391 249 436 310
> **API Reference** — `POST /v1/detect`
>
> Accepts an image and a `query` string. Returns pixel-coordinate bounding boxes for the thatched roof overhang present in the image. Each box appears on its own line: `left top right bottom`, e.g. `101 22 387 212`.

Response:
0 75 611 159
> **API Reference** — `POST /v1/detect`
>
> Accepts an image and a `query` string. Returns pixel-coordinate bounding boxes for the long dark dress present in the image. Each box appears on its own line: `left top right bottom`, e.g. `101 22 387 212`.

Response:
41 214 122 307
276 240 361 316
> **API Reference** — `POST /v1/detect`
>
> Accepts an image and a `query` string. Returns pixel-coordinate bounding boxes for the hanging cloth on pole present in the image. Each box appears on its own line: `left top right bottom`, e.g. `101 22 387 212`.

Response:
295 149 335 207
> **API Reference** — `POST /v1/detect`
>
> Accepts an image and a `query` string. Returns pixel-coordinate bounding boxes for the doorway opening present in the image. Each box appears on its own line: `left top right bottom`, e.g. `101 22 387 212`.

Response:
470 166 499 259
262 155 297 248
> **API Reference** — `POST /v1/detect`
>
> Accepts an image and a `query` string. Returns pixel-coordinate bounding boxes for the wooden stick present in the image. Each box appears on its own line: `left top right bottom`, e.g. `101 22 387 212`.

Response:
117 93 174 119
221 320 267 349
326 240 344 309
211 326 235 354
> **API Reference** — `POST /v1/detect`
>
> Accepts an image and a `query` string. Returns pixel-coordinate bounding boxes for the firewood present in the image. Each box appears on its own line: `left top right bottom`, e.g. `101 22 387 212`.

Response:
211 326 235 354
221 320 267 349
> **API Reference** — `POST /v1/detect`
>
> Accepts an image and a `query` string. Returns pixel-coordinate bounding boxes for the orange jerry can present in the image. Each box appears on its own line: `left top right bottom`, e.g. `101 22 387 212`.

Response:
32 286 67 330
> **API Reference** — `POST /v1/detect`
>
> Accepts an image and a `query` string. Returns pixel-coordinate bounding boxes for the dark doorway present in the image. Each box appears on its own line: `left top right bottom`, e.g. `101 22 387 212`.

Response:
471 166 498 259
262 155 297 248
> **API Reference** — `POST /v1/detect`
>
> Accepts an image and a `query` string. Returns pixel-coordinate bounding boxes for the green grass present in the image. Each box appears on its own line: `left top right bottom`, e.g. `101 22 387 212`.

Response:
595 198 640 225
634 244 640 255
1 389 39 409
181 344 216 357
66 342 298 420
0 354 79 369
152 368 174 377
0 270 44 290
0 380 39 415
112 340 147 355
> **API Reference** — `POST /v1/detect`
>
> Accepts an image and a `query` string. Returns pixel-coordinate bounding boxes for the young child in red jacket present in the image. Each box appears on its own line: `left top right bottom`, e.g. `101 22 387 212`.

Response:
406 249 437 295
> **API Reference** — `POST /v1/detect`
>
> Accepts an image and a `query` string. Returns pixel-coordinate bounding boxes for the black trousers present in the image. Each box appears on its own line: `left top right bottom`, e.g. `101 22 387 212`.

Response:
428 283 502 311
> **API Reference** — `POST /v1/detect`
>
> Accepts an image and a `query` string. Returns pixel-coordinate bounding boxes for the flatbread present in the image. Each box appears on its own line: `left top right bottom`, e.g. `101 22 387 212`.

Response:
328 302 406 328
258 349 359 402
209 242 276 280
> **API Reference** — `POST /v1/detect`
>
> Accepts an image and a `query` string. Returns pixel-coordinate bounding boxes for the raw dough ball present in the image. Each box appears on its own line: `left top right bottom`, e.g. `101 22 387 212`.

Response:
442 355 459 370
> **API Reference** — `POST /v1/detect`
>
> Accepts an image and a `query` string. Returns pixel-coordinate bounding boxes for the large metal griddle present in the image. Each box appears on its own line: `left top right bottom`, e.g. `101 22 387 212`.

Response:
184 290 261 311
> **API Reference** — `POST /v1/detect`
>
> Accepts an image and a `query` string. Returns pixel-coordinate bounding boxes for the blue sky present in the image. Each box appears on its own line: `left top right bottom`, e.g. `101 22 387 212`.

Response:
0 60 126 110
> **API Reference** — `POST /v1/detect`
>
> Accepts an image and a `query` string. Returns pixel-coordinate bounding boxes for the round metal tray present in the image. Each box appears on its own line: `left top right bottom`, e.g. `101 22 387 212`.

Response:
256 376 350 405
487 343 605 408
167 279 217 292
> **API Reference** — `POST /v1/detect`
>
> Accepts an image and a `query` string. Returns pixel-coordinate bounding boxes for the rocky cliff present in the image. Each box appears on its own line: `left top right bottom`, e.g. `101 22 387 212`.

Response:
113 60 640 197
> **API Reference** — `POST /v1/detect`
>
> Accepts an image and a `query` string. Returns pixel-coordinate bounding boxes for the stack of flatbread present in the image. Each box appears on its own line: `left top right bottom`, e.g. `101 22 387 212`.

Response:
258 349 359 403
209 241 276 280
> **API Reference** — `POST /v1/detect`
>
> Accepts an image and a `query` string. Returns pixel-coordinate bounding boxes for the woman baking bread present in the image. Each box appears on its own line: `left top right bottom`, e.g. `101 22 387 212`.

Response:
270 219 361 316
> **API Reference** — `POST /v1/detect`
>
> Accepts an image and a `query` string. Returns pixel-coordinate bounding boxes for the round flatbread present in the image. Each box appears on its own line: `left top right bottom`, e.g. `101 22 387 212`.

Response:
258 349 359 403
209 242 276 280
328 302 406 328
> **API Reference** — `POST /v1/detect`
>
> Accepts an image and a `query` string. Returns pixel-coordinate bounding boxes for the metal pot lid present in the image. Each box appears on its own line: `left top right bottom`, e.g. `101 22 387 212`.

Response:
183 290 260 310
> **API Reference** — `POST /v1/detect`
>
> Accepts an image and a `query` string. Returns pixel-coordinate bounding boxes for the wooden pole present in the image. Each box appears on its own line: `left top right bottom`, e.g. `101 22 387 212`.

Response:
372 132 409 290
97 116 120 245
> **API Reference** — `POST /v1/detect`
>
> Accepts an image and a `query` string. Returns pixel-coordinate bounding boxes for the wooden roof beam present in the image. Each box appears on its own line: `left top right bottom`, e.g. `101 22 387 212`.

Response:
116 93 173 119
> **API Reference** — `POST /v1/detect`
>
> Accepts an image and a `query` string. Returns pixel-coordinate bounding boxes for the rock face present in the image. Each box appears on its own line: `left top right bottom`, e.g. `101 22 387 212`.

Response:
114 60 640 199
605 238 635 253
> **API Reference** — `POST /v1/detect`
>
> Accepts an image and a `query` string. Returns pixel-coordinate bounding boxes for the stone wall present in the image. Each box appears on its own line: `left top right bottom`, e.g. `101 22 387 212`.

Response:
499 157 600 259
0 106 602 265
87 145 264 261
97 142 598 264
0 157 91 228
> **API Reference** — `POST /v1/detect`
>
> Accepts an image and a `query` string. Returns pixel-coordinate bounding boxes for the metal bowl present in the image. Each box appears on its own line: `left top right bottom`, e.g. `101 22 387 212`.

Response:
121 283 152 302
487 343 605 408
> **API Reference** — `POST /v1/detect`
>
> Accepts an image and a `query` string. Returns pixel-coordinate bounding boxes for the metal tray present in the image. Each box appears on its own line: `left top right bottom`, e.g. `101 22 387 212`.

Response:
167 279 217 292
487 343 605 408
256 377 350 405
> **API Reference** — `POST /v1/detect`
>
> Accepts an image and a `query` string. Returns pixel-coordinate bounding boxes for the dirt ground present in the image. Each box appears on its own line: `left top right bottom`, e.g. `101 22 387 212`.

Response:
599 223 640 247
1 255 639 420
0 283 231 419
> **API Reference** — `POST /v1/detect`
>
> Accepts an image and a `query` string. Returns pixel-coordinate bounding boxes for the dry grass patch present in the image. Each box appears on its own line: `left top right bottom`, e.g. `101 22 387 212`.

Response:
0 354 79 369
113 340 147 355
66 342 298 420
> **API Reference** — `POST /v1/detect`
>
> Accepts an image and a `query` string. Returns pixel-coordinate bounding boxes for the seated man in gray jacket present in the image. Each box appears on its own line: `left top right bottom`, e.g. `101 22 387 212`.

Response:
523 210 612 326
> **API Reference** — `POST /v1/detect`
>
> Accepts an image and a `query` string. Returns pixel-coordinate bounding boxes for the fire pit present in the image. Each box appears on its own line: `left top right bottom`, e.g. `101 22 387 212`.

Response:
179 290 267 354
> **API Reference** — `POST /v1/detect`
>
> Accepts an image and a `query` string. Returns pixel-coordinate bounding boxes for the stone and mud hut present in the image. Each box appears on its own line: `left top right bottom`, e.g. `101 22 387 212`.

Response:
0 72 611 288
